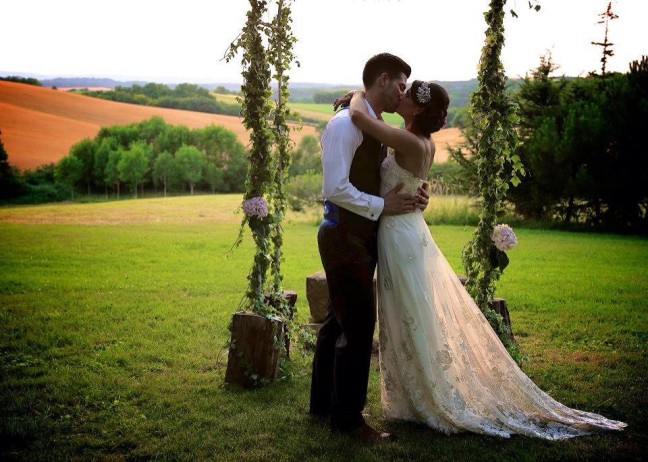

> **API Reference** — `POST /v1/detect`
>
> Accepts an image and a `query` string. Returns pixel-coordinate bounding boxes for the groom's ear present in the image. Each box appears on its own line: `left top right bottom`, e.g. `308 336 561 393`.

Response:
378 72 390 88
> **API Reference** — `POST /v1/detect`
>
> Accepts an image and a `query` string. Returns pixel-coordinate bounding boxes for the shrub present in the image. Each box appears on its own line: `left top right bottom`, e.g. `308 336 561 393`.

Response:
285 170 323 212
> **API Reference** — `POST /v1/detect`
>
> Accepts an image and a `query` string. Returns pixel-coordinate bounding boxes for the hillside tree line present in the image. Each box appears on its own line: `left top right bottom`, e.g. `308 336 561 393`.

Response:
1 117 250 202
451 54 648 233
76 83 242 116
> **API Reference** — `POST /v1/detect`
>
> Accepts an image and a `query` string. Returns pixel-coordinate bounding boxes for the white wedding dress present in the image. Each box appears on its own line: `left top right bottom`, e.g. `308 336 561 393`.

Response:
376 154 627 439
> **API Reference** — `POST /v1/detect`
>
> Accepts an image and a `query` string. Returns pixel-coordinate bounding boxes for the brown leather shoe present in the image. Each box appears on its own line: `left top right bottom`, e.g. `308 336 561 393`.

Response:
348 423 396 443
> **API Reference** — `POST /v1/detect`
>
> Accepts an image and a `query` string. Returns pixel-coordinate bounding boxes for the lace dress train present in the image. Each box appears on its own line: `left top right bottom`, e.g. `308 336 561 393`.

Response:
376 155 626 439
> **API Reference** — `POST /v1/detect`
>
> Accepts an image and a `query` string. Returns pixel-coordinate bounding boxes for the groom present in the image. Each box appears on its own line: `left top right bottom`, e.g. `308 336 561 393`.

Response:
310 53 426 443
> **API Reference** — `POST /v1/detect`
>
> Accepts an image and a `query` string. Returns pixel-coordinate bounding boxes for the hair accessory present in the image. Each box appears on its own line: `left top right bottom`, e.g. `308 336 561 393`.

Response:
416 81 431 104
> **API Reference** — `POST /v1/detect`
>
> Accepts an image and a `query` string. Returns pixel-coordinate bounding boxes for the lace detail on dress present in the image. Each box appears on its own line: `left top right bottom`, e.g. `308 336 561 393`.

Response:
380 154 425 197
375 153 627 439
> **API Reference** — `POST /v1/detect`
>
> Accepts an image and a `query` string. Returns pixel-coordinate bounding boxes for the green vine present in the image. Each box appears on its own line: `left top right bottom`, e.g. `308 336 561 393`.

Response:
225 0 299 324
267 0 299 318
461 0 526 362
226 0 275 316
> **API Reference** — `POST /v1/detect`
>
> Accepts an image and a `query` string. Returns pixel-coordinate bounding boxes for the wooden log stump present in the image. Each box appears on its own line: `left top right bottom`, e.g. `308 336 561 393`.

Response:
305 270 378 329
305 271 328 324
225 312 285 387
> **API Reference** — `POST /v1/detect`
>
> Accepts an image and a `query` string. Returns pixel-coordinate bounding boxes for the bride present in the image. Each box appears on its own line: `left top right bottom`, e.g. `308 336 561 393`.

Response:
345 81 627 439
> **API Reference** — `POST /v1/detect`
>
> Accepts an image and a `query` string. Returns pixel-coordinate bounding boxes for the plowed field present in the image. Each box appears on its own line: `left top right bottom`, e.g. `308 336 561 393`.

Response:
0 81 317 170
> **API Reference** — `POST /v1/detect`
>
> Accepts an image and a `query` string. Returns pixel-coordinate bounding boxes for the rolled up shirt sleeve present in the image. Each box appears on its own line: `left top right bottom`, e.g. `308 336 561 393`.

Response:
320 112 385 221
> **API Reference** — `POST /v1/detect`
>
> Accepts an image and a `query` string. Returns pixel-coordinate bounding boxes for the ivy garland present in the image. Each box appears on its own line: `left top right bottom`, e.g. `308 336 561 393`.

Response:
267 0 300 320
225 0 298 322
461 0 526 363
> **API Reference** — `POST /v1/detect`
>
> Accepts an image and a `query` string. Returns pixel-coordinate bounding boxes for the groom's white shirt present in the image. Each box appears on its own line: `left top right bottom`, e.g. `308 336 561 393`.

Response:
320 100 385 221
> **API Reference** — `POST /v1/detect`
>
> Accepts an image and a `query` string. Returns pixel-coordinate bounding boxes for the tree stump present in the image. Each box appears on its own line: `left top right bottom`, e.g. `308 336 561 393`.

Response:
225 312 285 387
305 271 328 324
305 270 377 329
488 297 514 339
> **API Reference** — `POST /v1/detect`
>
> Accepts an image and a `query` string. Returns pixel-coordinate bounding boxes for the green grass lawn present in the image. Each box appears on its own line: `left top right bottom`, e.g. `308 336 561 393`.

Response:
1 196 646 461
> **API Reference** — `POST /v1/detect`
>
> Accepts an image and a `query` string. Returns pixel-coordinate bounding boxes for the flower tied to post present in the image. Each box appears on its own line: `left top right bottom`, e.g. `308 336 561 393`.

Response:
489 224 517 272
242 196 269 219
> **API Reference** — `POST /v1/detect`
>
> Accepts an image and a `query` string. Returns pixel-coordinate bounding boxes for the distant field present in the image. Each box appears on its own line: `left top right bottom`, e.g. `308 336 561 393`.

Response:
0 81 316 171
214 94 464 163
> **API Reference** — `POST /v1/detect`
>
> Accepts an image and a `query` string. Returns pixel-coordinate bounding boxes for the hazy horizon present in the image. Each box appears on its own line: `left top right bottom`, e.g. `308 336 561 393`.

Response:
3 0 646 86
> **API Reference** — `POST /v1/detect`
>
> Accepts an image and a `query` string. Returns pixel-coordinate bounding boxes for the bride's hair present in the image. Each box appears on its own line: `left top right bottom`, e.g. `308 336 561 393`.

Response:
409 80 450 137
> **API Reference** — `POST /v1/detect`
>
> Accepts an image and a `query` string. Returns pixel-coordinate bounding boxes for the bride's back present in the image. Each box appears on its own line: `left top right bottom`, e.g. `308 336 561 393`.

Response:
393 135 435 181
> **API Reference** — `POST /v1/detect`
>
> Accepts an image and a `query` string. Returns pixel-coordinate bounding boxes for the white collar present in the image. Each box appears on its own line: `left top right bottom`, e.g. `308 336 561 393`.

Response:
364 99 379 119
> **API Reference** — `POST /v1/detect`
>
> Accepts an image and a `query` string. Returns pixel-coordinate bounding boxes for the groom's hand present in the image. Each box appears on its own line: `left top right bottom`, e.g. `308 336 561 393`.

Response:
382 183 418 216
416 182 430 212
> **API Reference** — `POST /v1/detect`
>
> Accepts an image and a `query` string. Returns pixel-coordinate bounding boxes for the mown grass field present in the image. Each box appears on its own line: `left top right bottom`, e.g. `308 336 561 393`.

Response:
1 195 646 461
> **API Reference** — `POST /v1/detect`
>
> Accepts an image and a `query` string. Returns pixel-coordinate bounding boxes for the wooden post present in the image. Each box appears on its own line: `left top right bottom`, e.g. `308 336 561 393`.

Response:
488 297 514 340
225 312 285 387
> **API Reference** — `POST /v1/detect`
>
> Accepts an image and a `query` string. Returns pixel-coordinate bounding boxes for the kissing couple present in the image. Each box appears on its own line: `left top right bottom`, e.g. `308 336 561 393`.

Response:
309 52 626 443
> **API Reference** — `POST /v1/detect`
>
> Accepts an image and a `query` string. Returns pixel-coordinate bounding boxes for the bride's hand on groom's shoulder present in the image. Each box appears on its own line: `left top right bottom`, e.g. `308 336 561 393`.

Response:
333 90 360 111
416 182 430 212
382 183 418 216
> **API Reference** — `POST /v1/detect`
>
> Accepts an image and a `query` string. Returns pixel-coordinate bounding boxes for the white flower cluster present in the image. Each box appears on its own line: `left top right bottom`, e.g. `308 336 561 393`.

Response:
242 196 269 218
416 82 431 104
491 224 518 251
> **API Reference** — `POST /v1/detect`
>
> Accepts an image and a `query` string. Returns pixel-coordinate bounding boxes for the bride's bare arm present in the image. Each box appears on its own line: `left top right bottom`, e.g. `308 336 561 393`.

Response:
349 92 422 155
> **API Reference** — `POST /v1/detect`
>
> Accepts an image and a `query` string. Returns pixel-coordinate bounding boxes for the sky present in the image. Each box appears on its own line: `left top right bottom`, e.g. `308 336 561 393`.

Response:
2 0 647 85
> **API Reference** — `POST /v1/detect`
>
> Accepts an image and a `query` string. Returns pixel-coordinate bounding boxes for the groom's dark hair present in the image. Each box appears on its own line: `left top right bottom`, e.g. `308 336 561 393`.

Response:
362 53 412 89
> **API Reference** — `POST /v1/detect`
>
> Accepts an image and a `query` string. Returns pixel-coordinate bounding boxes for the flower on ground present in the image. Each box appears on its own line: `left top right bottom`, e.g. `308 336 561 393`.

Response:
491 224 517 251
242 196 269 218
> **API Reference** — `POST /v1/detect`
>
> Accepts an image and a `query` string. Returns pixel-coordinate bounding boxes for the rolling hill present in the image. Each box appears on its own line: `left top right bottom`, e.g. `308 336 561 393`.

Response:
0 80 317 170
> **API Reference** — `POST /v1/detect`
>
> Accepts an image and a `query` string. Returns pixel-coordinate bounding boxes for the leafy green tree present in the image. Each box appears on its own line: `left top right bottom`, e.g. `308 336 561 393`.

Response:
288 135 320 177
69 138 96 194
285 170 323 212
154 124 192 156
508 55 648 231
222 149 247 193
97 124 140 149
141 83 172 99
138 116 168 143
175 145 205 195
153 151 176 197
192 124 246 193
313 89 350 104
118 142 150 198
192 124 244 162
204 161 224 193
94 136 119 198
55 155 83 199
214 86 237 95
0 76 41 86
105 148 122 199
0 129 22 200
173 83 210 98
